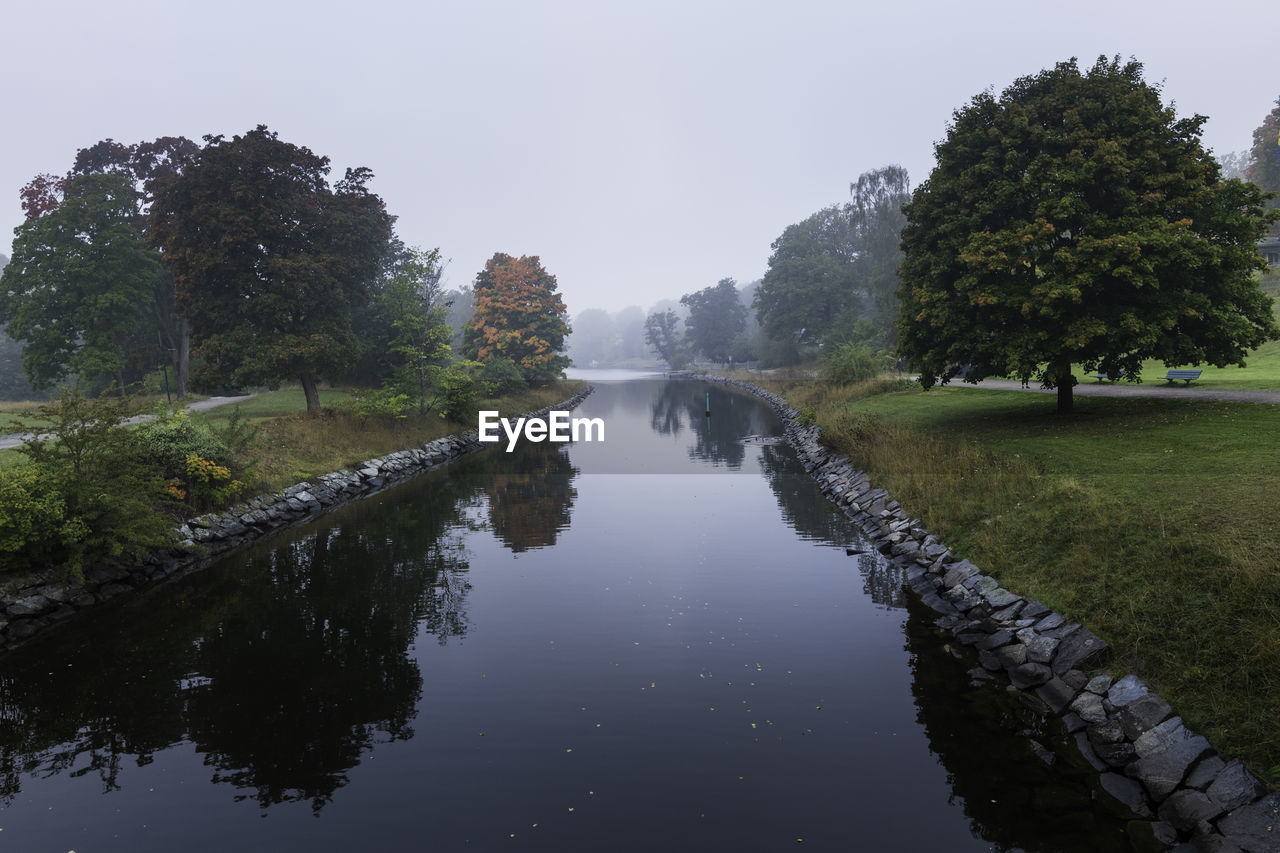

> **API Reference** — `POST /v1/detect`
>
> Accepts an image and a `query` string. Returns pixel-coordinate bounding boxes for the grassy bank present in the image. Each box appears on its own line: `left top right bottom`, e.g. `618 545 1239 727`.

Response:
188 381 587 495
749 374 1280 783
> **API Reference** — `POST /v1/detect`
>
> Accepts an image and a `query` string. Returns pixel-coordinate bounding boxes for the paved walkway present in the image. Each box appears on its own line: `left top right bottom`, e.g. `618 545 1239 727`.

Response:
967 378 1280 404
0 394 257 451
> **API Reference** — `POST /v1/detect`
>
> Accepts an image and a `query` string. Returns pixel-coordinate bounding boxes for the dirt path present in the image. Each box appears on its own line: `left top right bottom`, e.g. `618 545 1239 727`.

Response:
0 394 257 451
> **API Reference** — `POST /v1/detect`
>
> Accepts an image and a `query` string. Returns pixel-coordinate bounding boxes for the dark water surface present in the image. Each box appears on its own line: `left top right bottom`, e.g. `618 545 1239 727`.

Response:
0 376 1137 851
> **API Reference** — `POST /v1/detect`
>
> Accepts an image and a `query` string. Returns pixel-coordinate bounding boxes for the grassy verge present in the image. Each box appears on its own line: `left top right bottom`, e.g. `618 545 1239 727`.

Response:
189 381 586 496
748 374 1280 783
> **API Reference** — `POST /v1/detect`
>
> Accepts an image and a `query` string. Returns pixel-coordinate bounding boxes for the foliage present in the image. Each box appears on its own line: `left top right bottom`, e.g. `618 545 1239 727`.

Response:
680 278 746 363
177 454 244 509
148 126 394 411
0 465 87 572
1244 96 1280 232
479 358 526 396
753 205 856 347
464 253 571 384
0 173 163 389
378 247 454 411
435 361 480 422
643 309 690 369
349 388 414 419
822 341 884 385
18 136 201 397
136 409 232 479
11 387 173 579
898 56 1280 414
753 166 910 352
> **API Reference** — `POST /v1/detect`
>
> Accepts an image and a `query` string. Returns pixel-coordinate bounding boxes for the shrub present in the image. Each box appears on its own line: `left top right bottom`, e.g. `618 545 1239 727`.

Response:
438 362 480 422
13 387 174 580
0 465 88 573
137 409 232 479
349 388 413 419
822 342 884 385
479 358 526 397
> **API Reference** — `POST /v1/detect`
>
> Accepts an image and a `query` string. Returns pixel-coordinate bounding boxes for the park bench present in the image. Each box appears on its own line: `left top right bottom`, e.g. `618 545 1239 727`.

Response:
1163 369 1202 385
1093 371 1123 382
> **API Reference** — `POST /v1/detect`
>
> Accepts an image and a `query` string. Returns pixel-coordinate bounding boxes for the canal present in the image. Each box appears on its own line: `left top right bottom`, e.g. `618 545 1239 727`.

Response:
0 375 1138 851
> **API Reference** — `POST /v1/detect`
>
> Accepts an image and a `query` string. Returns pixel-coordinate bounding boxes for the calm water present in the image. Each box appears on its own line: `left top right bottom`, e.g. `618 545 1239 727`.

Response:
0 376 1135 851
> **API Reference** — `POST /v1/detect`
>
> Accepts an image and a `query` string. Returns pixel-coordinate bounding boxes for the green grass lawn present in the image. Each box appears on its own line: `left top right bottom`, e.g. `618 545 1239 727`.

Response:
769 377 1280 783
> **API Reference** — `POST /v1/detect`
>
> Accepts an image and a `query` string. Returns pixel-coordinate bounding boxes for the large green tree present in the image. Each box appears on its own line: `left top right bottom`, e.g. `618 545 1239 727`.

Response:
0 173 163 389
898 57 1279 414
681 278 746 364
149 127 394 410
753 205 856 347
1244 96 1280 233
463 253 570 384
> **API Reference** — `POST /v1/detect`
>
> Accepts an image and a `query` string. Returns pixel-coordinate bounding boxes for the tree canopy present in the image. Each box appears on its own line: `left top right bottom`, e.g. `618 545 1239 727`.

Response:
681 278 746 364
898 56 1280 413
0 173 163 389
753 166 910 352
149 126 394 410
465 253 570 384
1245 96 1280 233
643 309 689 369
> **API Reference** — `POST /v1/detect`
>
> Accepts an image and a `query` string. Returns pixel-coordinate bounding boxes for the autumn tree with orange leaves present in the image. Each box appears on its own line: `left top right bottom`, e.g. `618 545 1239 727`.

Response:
464 253 570 384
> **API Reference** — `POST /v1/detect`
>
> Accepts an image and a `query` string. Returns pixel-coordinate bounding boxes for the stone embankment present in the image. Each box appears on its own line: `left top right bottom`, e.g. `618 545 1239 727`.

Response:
697 374 1277 853
0 386 593 653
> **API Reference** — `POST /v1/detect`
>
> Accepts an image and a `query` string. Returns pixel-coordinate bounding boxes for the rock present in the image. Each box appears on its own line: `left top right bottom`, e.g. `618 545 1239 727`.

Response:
942 560 977 589
1128 718 1214 802
1093 741 1138 769
1074 732 1110 772
975 629 1014 651
1034 677 1079 714
1033 612 1066 632
1206 760 1268 812
1099 772 1153 818
1070 691 1109 725
1107 674 1150 708
1024 634 1060 664
1216 792 1280 853
1019 599 1052 620
1157 789 1226 832
1119 694 1174 741
1088 718 1127 745
7 594 52 618
1084 674 1113 695
1009 662 1052 689
1185 755 1227 791
993 643 1027 669
983 587 1021 609
1052 627 1109 675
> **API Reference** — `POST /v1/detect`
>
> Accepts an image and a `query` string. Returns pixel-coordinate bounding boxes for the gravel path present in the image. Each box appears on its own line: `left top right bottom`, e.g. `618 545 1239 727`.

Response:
0 394 257 451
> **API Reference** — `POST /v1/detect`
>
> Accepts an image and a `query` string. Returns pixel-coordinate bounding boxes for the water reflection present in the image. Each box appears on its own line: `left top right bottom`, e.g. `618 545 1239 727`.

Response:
904 598 1136 851
483 441 579 552
0 470 480 814
649 381 774 468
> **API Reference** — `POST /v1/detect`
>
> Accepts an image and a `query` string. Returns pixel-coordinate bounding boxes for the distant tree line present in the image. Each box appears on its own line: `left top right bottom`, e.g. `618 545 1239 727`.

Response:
0 127 570 408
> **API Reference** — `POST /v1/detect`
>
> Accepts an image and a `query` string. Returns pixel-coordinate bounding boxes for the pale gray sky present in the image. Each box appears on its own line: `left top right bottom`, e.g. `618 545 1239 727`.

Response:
1 0 1274 314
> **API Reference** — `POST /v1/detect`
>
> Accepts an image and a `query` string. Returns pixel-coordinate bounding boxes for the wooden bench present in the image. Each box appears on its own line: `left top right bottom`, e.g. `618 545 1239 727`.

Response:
1163 369 1202 385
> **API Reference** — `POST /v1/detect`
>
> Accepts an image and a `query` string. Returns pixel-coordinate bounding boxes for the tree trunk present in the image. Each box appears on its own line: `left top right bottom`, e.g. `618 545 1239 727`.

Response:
300 372 321 412
174 316 190 399
1054 359 1075 415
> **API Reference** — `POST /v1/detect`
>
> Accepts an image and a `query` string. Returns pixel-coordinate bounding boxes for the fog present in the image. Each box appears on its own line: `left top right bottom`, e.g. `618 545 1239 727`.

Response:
1 0 1273 314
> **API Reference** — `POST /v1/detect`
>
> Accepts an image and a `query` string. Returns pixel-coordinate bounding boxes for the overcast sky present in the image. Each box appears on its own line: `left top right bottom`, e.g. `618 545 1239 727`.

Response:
1 0 1274 315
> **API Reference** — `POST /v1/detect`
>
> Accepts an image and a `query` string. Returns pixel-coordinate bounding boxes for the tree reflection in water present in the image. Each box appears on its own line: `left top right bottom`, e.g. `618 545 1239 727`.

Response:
483 440 579 552
0 469 480 813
